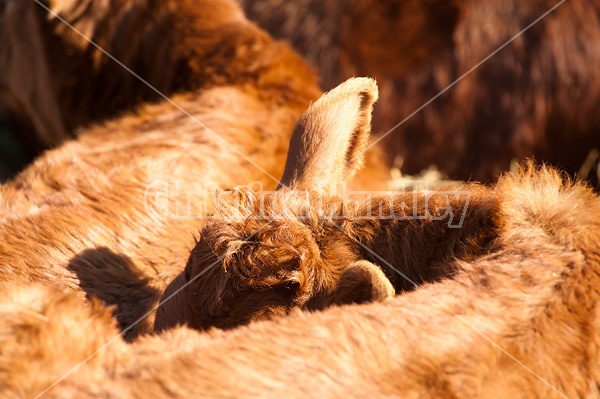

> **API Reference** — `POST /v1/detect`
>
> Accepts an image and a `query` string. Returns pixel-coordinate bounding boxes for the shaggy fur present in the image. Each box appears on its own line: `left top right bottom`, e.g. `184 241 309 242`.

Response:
155 78 498 332
3 167 600 398
0 0 338 340
239 0 600 183
155 184 495 332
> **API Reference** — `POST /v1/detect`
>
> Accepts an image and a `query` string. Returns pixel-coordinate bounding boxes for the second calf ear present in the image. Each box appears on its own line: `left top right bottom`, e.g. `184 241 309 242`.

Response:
333 260 395 306
278 77 379 193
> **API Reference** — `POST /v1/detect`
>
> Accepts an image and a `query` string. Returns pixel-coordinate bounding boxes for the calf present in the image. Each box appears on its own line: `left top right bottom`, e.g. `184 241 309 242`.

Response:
155 77 498 332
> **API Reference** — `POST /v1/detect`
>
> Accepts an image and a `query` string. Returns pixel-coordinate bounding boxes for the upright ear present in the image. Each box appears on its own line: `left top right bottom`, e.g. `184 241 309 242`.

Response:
278 77 379 192
333 260 395 305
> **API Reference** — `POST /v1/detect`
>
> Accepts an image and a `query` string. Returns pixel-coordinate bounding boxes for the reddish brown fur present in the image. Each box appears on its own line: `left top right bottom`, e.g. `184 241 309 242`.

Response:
155 183 495 332
240 0 600 183
0 0 338 340
3 167 600 398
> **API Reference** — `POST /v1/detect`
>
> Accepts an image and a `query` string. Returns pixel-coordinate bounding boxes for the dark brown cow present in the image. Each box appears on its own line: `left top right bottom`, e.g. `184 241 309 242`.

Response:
240 0 600 183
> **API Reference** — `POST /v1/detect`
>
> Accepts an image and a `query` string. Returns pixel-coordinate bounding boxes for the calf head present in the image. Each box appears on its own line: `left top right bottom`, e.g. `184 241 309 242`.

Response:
155 78 395 332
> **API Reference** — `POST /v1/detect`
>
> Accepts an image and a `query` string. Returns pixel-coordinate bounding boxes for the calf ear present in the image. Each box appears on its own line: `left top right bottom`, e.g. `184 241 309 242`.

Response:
278 77 379 193
333 260 395 305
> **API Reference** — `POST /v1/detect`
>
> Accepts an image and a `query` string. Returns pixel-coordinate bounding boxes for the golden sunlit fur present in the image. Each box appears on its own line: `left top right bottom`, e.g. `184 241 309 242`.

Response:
3 166 599 398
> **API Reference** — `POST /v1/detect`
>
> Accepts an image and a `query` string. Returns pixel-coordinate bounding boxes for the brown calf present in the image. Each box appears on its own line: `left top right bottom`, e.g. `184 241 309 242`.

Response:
155 77 497 332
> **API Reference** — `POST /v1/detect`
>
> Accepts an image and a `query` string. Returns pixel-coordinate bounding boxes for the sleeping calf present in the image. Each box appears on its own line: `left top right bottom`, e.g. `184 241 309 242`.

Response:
155 77 498 332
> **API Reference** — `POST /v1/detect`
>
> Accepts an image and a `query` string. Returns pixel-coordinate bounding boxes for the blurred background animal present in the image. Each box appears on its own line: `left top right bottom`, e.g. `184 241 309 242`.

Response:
239 0 600 185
